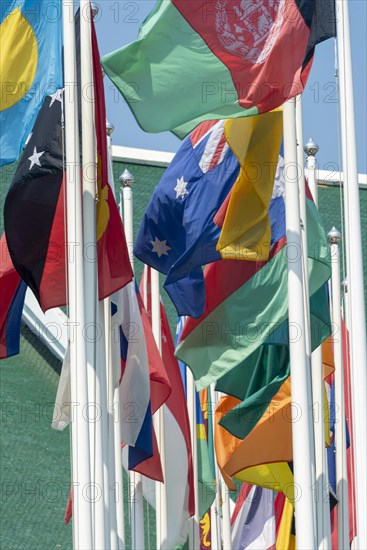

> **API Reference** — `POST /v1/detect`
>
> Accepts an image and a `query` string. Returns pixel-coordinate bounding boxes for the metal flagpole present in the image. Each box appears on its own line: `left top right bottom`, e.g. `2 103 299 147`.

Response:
295 101 322 547
303 137 331 549
62 1 93 547
80 2 109 547
187 370 200 549
328 227 350 550
151 268 168 549
107 121 126 550
283 97 316 549
209 385 221 550
119 169 145 550
336 2 367 547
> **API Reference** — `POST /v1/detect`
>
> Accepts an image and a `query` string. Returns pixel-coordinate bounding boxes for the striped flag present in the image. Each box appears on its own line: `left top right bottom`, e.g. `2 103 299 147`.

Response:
231 483 276 550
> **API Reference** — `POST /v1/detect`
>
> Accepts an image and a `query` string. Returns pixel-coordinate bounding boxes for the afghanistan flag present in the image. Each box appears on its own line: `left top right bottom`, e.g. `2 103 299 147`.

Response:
4 31 133 312
102 0 336 136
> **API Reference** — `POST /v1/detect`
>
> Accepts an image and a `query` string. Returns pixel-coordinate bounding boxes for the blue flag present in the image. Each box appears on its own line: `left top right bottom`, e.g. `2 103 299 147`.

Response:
0 0 62 166
134 120 239 317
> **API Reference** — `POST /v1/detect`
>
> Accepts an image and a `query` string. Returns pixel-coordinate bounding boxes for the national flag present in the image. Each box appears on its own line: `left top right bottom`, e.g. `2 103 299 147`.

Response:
102 0 336 136
4 20 132 312
110 283 154 475
176 316 216 522
0 0 62 166
140 267 195 547
0 234 27 359
215 113 282 260
215 378 294 494
134 111 282 318
231 483 276 550
175 169 331 390
134 119 240 318
275 493 296 550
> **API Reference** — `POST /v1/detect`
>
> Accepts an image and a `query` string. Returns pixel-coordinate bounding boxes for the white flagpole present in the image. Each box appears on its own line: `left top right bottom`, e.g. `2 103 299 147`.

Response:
283 97 316 549
328 227 350 549
62 2 93 547
187 370 200 549
209 386 221 550
336 2 367 547
107 121 126 550
303 137 331 549
80 2 110 547
151 268 168 549
119 170 145 550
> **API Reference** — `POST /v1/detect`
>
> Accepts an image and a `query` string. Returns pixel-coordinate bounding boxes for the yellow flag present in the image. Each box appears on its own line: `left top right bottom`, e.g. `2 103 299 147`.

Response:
217 110 283 260
276 497 295 550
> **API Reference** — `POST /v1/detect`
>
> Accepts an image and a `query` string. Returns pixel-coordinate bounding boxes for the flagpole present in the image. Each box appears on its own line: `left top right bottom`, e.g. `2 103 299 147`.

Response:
328 227 350 549
119 169 145 550
336 2 367 547
107 121 126 550
283 97 316 549
151 268 168 549
62 2 93 547
187 370 200 549
303 137 331 549
80 2 111 547
209 385 222 550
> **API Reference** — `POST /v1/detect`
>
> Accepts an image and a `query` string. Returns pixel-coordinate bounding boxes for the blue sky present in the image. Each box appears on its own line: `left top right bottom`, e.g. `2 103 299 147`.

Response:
96 0 367 173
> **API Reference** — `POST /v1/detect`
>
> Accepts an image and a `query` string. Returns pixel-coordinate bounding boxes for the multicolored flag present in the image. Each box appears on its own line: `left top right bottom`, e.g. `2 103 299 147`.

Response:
0 0 62 166
140 268 195 547
231 483 276 550
175 172 331 390
134 119 239 318
102 0 336 136
0 234 27 359
4 20 133 312
134 111 282 318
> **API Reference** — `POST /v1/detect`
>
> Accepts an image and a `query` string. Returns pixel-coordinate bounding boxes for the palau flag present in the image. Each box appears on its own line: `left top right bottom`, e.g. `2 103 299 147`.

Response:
102 0 335 136
0 0 63 166
0 234 27 359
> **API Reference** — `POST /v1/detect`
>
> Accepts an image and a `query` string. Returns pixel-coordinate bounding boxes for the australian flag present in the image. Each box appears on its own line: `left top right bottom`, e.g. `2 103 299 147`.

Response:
134 120 240 318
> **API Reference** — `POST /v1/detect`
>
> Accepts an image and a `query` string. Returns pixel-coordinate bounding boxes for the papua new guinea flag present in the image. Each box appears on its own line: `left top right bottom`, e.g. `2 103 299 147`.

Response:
4 20 132 312
102 0 336 136
0 0 62 166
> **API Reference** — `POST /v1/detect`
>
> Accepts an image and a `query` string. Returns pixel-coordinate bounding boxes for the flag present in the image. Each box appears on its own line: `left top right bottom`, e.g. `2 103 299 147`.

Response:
134 111 282 318
215 378 294 494
176 316 216 522
175 173 331 390
275 493 296 550
4 23 133 312
102 0 335 136
0 0 62 166
110 283 157 478
134 119 239 318
215 113 282 260
140 268 195 547
0 234 27 359
231 483 276 550
91 18 133 299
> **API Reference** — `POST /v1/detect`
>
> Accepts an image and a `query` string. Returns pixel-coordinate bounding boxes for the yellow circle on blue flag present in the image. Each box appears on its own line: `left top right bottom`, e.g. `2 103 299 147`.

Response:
0 7 38 111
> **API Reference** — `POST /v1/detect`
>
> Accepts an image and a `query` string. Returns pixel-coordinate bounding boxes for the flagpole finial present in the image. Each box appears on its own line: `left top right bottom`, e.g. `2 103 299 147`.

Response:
328 226 342 244
91 2 99 18
304 138 319 156
120 168 135 188
341 277 348 293
106 119 114 136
